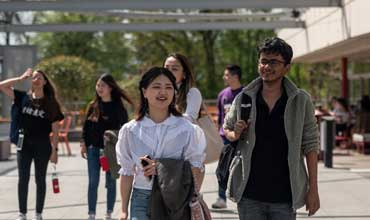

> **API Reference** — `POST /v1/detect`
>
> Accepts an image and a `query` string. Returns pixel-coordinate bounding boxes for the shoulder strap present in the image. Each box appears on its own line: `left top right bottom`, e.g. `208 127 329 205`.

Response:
197 102 209 119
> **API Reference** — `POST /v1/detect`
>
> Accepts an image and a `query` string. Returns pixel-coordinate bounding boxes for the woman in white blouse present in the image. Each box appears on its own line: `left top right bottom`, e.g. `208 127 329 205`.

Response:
163 53 202 122
116 67 206 220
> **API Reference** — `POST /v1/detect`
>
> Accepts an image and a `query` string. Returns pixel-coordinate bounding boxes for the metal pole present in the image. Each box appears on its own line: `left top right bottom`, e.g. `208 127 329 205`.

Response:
341 57 349 99
321 116 335 168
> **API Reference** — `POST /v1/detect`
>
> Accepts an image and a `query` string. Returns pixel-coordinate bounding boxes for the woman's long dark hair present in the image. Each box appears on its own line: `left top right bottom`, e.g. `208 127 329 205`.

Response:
136 67 182 121
163 53 195 113
32 70 62 121
87 73 134 121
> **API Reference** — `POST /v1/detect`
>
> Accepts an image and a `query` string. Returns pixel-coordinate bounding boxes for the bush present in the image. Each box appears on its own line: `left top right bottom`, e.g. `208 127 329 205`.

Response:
36 55 98 110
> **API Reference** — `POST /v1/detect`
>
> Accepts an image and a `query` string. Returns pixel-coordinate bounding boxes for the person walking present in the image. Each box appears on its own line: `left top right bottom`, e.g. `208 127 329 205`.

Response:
116 67 206 220
80 73 133 220
224 37 320 219
0 68 64 220
163 53 202 122
212 64 243 209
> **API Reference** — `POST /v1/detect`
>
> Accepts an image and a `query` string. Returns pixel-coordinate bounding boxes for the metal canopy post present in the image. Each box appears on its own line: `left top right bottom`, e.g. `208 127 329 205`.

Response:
341 57 349 99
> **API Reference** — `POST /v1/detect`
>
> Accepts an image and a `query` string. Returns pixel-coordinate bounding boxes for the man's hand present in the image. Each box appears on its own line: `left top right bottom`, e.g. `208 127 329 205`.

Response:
306 189 320 216
224 120 249 142
233 120 248 140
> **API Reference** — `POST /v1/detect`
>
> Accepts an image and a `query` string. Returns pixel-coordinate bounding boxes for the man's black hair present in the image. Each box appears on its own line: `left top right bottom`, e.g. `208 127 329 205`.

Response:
257 37 293 65
225 64 242 80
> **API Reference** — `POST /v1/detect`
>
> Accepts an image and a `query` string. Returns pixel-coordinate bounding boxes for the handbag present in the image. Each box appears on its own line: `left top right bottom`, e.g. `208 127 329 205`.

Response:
215 93 252 191
190 193 212 220
195 103 223 164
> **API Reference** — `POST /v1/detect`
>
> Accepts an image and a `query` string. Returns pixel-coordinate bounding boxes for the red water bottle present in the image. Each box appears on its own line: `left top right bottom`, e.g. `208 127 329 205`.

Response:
99 149 109 171
52 164 60 194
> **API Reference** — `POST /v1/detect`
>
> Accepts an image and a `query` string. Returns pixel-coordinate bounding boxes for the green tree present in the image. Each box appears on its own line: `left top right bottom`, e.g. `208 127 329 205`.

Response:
31 12 132 79
36 55 98 110
217 30 275 84
289 62 341 104
30 12 276 99
130 29 275 99
197 30 220 98
119 74 141 117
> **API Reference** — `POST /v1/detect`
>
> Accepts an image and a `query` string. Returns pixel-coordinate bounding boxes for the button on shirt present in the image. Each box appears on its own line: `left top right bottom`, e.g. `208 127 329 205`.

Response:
116 115 206 190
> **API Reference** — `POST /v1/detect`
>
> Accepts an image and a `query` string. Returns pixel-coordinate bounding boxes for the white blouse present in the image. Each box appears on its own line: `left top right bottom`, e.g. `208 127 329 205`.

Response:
183 87 203 122
115 115 206 190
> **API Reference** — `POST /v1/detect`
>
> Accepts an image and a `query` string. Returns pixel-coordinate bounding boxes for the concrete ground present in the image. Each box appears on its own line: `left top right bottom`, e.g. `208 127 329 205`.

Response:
0 143 370 220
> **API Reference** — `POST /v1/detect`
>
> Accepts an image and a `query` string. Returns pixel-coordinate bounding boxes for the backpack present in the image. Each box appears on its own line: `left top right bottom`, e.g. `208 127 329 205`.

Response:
10 93 28 145
216 93 252 191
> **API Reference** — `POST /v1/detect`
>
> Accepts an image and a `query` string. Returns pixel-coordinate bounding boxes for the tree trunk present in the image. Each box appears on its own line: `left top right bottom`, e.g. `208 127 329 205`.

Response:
200 30 218 98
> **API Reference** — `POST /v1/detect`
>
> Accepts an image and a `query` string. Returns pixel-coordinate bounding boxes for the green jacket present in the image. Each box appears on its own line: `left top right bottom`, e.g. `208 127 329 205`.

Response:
223 77 319 209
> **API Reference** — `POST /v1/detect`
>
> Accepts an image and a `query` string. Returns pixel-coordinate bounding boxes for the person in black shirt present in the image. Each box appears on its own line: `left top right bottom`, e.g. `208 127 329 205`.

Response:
223 38 320 220
0 68 64 220
80 73 133 220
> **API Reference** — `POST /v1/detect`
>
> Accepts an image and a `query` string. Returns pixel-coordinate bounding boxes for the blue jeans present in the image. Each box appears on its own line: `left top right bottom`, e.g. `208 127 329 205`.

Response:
237 198 296 220
219 187 226 200
130 188 151 220
87 146 116 214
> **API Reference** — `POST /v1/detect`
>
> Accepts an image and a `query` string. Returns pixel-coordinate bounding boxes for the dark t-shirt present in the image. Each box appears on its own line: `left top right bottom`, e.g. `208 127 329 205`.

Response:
243 88 292 203
14 90 64 145
82 100 128 148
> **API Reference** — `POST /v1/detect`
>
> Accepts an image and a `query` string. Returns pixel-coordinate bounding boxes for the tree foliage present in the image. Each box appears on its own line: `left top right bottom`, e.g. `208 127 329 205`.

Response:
30 13 275 99
130 30 275 98
288 63 341 104
118 74 141 117
36 55 98 109
31 12 132 79
217 30 275 84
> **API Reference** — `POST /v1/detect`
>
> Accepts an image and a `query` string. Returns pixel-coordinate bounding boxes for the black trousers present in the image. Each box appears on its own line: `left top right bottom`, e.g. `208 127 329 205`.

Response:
17 143 51 214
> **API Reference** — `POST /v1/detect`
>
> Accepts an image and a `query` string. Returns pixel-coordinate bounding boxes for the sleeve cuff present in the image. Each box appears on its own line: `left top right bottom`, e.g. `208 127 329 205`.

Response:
189 161 204 169
118 167 134 176
303 145 320 155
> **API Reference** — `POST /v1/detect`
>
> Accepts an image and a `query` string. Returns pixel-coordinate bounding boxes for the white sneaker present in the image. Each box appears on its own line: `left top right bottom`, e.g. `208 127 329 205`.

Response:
32 213 42 220
211 198 227 209
87 214 96 220
16 213 27 220
105 212 113 220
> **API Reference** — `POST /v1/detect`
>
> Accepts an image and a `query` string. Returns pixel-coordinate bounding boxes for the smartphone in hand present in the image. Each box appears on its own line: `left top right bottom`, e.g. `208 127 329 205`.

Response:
141 155 152 180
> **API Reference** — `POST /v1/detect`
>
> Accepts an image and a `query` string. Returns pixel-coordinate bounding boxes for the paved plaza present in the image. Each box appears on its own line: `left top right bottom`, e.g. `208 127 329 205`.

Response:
0 143 370 220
